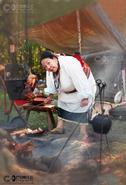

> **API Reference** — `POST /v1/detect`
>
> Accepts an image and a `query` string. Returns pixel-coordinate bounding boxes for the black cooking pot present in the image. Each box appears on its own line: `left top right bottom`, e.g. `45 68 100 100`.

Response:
90 114 112 134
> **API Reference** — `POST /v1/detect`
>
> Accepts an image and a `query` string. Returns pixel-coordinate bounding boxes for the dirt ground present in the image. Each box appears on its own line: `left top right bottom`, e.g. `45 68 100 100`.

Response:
37 119 126 185
0 98 126 185
30 118 126 185
0 118 126 185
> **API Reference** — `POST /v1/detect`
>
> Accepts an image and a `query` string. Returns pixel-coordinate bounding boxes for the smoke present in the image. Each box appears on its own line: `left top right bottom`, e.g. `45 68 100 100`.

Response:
86 50 123 101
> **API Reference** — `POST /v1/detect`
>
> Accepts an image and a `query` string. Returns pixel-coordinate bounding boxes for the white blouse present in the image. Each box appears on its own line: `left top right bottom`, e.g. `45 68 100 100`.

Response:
45 56 96 113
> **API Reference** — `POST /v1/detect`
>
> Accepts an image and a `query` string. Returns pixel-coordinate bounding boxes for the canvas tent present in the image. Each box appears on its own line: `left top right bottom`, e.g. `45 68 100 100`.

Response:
16 0 126 101
22 0 126 55
20 0 125 101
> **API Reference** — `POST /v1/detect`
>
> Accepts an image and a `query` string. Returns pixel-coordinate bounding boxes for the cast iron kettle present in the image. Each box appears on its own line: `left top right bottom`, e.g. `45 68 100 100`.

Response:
90 114 112 134
91 79 112 134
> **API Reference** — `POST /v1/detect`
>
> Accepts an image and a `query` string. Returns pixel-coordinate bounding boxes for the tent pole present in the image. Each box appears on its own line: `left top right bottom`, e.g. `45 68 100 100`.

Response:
76 10 82 54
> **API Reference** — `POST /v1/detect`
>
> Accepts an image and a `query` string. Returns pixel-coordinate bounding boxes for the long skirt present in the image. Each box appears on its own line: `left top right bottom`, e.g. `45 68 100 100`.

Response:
57 107 89 123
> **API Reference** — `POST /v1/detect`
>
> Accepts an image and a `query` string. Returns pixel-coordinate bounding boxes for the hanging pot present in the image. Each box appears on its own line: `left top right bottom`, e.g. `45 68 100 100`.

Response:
90 114 112 134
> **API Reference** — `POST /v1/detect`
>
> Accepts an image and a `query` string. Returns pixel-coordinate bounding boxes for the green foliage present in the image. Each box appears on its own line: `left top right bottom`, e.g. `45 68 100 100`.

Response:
0 0 14 64
0 34 9 64
0 0 46 78
16 39 46 79
31 42 46 78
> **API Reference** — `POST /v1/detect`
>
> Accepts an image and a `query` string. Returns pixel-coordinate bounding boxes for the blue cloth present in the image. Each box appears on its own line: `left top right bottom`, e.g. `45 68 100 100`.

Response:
57 108 88 123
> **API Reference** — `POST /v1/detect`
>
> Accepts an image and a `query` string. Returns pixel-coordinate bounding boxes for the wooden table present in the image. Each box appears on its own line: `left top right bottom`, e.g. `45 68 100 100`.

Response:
22 103 56 131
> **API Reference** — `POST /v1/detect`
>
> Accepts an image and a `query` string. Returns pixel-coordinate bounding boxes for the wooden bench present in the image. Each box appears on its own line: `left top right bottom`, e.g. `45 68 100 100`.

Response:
22 103 56 131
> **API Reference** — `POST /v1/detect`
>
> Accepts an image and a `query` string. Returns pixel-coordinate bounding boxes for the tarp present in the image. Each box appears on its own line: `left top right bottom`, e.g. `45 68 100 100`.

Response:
19 0 126 101
25 0 94 26
24 0 126 55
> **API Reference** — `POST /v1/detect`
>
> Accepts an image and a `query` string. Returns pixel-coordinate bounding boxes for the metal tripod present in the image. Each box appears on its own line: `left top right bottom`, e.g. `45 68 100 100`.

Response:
96 79 111 166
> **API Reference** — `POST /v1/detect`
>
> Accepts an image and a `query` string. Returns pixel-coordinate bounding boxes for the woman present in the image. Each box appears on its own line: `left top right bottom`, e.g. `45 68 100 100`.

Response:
40 51 96 142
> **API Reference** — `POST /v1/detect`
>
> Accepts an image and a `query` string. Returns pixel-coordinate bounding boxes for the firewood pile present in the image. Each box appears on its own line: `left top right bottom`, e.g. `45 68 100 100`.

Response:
11 128 45 137
0 129 33 158
0 127 46 158
14 140 33 156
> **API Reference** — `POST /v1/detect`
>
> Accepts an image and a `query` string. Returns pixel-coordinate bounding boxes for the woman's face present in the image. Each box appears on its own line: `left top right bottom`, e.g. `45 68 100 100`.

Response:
41 57 58 72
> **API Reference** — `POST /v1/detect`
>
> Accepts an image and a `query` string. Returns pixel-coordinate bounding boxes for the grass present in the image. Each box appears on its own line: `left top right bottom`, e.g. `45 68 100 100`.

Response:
0 88 57 129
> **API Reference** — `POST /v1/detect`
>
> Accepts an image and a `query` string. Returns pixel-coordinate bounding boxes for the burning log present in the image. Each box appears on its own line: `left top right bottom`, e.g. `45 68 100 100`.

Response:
11 128 45 137
0 128 33 157
14 140 33 157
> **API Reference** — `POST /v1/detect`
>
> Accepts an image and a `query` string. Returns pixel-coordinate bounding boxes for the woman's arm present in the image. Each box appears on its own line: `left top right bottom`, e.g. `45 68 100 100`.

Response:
44 93 53 104
80 98 89 107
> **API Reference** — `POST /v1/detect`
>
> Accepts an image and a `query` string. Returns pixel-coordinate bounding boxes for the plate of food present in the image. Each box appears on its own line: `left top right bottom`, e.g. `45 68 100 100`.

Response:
31 97 47 105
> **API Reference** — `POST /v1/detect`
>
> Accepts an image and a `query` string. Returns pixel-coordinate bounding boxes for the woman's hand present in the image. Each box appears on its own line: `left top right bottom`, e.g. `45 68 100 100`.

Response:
44 94 53 104
80 98 88 107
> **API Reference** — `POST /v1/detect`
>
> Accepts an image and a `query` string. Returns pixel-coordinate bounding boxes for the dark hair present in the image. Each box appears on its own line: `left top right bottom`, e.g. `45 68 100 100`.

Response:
40 51 54 61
